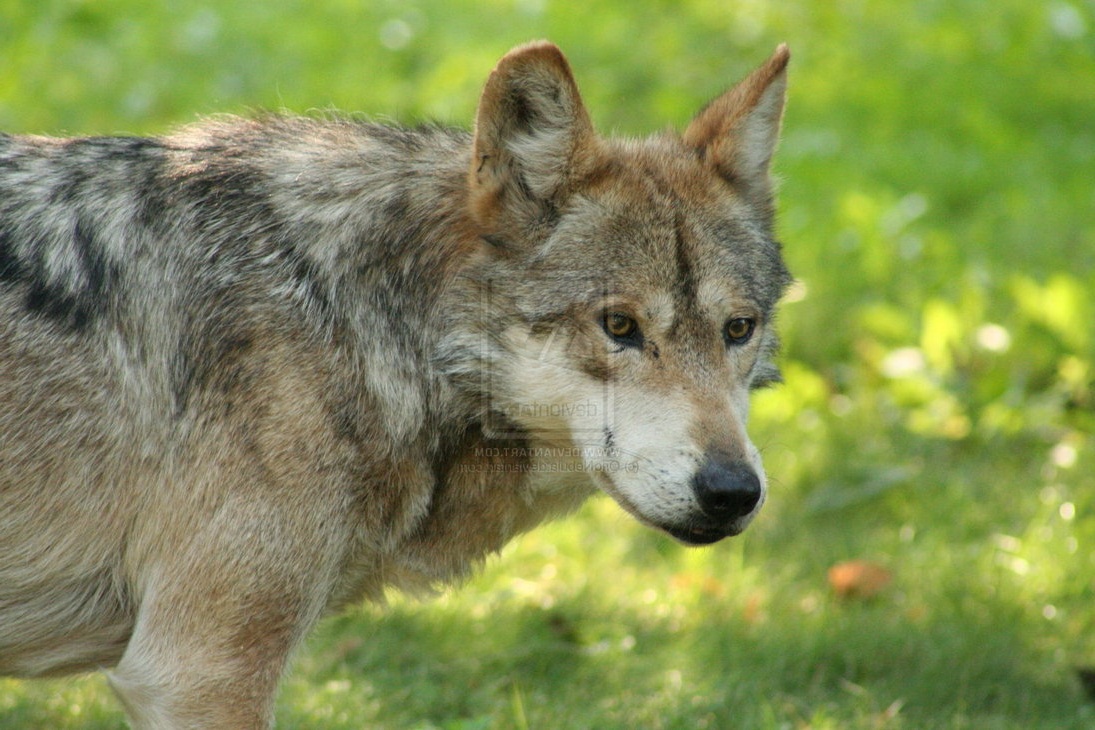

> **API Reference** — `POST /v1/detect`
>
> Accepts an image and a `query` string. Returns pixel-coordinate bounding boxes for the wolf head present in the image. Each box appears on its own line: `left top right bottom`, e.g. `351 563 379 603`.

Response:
462 42 792 545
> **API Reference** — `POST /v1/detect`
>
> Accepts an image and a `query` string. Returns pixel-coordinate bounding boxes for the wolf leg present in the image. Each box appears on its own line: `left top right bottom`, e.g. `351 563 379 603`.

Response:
108 497 341 729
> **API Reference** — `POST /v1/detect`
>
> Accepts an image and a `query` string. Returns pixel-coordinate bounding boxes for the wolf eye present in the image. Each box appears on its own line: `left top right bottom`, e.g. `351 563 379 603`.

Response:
724 317 756 345
602 312 640 344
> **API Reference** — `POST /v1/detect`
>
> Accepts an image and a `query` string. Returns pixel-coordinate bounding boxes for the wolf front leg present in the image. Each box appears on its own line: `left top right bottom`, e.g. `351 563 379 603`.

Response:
108 492 349 729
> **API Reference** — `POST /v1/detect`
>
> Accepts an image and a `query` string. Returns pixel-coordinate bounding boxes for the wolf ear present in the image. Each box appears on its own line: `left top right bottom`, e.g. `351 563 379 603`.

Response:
469 41 597 228
683 44 790 203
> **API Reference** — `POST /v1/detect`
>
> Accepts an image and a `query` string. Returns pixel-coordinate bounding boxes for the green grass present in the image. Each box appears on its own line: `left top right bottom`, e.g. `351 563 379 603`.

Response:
2 0 1093 727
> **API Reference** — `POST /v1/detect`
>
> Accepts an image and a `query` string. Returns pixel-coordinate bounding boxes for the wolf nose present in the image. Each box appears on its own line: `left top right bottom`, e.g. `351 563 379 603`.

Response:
692 458 762 520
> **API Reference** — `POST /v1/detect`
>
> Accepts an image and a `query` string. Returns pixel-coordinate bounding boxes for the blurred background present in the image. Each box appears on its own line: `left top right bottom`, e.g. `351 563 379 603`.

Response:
1 0 1092 727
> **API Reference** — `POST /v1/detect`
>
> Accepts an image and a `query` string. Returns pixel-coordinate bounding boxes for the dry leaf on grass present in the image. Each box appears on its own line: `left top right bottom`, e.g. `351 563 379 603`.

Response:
828 560 893 599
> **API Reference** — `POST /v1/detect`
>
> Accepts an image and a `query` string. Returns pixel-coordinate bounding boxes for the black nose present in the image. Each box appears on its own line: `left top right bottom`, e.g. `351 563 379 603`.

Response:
692 458 762 520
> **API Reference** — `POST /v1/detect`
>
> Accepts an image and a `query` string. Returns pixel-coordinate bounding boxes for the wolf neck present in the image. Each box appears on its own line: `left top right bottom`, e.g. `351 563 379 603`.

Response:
292 123 599 563
193 117 536 450
243 121 484 434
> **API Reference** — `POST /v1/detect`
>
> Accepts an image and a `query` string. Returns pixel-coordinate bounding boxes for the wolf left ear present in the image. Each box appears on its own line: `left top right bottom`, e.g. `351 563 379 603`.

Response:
683 44 790 204
469 41 598 229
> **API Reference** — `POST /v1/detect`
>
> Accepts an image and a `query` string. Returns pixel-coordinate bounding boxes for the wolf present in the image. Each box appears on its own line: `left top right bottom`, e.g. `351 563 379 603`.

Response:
0 41 792 727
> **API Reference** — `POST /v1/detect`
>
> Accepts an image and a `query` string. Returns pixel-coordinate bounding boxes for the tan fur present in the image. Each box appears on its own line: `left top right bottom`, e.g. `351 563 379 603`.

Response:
0 42 792 728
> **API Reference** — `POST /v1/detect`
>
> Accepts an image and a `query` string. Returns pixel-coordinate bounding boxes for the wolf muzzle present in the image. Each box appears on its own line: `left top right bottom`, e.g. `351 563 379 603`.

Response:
665 456 762 545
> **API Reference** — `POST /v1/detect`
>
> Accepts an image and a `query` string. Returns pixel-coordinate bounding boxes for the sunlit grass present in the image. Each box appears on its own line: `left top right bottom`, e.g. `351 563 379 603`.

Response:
1 0 1093 727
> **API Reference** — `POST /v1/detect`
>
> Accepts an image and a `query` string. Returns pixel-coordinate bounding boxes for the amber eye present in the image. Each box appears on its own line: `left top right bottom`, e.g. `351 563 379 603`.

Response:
603 312 640 343
724 317 756 345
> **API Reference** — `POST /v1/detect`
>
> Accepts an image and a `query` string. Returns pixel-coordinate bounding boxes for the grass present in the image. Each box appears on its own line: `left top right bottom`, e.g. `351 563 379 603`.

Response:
2 0 1093 727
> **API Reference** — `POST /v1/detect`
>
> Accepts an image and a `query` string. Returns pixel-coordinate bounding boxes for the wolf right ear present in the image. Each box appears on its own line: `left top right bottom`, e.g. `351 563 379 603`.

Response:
683 45 790 206
469 42 598 229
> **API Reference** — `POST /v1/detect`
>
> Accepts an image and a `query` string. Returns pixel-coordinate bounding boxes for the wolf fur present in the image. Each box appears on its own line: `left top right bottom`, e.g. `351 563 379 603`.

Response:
0 42 791 727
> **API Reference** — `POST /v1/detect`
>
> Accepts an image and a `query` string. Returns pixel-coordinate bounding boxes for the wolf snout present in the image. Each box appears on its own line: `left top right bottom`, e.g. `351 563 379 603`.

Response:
692 457 762 521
